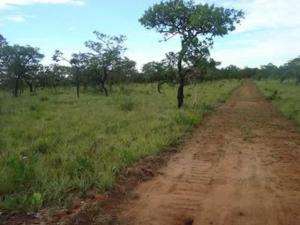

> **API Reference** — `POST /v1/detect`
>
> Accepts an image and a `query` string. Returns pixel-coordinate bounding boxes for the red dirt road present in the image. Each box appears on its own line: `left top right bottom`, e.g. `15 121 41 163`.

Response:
119 81 300 225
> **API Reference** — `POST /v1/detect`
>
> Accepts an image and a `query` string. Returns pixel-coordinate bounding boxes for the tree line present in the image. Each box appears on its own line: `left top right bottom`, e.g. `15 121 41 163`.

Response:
0 0 299 107
196 58 300 83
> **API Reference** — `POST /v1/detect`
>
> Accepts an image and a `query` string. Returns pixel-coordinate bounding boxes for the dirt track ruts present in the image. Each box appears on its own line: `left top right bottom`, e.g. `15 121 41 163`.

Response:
119 81 300 225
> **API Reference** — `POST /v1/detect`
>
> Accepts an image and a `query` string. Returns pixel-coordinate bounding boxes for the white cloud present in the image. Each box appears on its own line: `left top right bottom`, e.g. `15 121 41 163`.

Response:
196 0 300 67
0 0 85 9
212 28 300 68
5 14 26 22
200 0 300 33
0 14 28 24
233 0 300 33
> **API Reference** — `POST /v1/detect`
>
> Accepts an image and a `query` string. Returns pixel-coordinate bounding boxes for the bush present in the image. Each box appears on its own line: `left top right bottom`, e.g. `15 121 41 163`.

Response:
266 89 281 100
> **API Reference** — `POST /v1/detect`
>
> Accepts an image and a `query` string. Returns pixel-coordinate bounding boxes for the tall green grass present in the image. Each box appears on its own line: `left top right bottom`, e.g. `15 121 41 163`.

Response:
256 80 300 125
0 80 240 212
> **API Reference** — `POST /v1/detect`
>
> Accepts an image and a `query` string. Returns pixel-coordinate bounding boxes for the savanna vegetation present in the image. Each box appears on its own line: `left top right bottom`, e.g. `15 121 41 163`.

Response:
0 0 299 215
0 80 240 212
256 80 300 126
253 57 300 126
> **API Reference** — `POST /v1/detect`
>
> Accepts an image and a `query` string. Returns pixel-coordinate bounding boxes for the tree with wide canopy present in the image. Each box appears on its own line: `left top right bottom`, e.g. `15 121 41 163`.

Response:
140 0 244 107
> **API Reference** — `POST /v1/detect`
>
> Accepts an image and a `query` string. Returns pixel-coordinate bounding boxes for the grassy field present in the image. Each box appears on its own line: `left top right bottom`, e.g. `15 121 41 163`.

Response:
0 80 240 212
256 80 300 125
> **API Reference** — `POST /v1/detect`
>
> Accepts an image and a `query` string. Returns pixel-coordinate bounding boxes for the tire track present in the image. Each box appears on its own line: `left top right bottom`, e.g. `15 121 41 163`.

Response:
119 81 300 225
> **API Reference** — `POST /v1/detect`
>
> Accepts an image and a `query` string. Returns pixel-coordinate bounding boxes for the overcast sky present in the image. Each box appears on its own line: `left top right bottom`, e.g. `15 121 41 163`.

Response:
0 0 299 69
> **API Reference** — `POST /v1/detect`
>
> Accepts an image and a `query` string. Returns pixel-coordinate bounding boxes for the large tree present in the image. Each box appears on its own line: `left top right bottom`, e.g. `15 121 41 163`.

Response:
140 0 244 107
0 36 44 96
85 31 126 96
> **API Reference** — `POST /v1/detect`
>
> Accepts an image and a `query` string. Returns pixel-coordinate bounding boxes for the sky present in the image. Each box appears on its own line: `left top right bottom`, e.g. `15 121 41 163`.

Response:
0 0 299 69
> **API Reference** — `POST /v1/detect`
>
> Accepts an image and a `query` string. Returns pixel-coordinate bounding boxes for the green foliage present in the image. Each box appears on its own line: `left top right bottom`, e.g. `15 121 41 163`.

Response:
250 57 300 81
85 31 126 66
265 89 280 101
139 0 244 107
0 192 43 213
256 80 300 125
142 61 168 82
139 0 244 38
0 80 240 212
0 40 44 96
84 31 129 95
139 0 244 65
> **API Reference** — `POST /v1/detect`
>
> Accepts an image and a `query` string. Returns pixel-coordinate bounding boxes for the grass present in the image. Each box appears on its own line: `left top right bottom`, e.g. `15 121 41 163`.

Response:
256 79 300 125
0 80 240 212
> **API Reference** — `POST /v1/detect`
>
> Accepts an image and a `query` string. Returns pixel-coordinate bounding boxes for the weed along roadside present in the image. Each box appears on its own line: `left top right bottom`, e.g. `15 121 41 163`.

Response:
0 80 241 222
256 80 300 126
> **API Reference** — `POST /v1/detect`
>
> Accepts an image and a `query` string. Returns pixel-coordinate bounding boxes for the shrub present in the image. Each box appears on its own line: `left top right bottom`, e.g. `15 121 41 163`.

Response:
266 89 280 100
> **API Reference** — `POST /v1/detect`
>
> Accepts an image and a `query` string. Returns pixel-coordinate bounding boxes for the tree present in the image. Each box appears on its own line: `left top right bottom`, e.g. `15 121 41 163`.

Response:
85 31 126 96
142 54 178 93
162 51 178 83
0 36 44 96
222 65 241 79
112 57 138 83
0 35 8 86
142 62 165 82
40 65 69 89
283 57 300 83
140 0 244 107
53 50 89 98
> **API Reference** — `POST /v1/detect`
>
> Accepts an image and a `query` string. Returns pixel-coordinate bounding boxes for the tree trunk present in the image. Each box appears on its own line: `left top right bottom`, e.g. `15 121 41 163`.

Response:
100 67 108 96
29 83 34 93
76 77 80 98
83 82 87 91
75 70 80 98
26 81 34 94
177 77 184 108
100 81 108 96
14 76 20 97
109 81 113 93
157 80 166 94
177 45 185 108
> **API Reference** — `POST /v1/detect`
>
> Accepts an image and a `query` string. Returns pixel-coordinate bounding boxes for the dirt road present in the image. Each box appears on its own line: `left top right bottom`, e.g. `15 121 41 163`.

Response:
119 81 300 225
